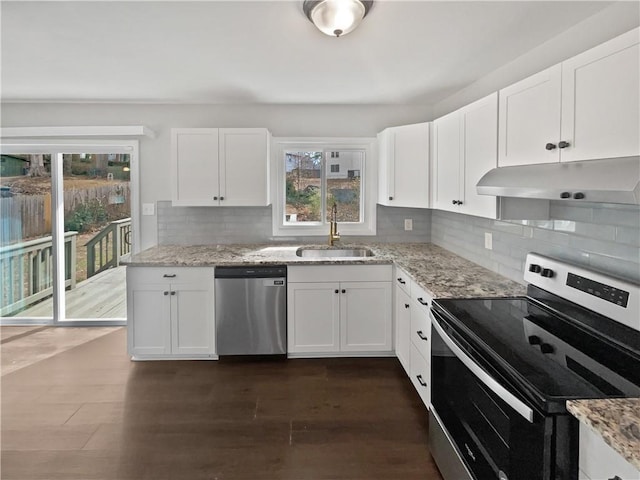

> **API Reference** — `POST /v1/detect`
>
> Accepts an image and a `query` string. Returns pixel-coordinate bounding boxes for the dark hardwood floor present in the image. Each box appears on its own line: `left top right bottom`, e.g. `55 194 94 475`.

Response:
1 328 443 480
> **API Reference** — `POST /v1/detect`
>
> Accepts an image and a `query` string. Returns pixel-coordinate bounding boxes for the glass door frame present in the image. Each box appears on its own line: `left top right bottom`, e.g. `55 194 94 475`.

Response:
0 139 140 326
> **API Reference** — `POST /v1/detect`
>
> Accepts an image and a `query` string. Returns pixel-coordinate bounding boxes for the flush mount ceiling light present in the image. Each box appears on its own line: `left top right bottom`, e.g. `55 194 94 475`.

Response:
303 0 373 37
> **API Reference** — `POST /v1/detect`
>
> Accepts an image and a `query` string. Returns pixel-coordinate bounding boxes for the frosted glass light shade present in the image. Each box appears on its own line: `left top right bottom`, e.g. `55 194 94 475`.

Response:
303 0 372 37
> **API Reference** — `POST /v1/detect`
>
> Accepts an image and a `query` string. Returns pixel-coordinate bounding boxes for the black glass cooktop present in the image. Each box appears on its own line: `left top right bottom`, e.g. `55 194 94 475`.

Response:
432 286 640 413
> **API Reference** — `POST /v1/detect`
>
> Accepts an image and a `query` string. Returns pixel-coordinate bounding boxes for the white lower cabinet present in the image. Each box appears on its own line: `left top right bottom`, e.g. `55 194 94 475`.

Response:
578 423 639 480
394 270 411 374
410 283 432 409
394 265 433 409
127 267 216 359
287 265 392 356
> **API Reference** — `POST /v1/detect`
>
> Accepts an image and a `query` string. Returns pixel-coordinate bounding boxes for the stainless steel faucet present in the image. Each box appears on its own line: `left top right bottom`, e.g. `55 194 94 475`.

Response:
329 202 340 246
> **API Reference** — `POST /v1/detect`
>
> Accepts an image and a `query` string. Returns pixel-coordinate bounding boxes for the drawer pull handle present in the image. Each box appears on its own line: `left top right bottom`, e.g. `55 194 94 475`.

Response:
608 477 622 480
417 330 428 341
417 297 429 306
397 278 406 285
163 274 176 278
404 303 410 309
416 375 427 387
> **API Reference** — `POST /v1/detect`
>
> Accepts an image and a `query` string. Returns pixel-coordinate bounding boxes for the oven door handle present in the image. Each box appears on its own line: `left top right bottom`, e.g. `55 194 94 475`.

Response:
431 314 535 423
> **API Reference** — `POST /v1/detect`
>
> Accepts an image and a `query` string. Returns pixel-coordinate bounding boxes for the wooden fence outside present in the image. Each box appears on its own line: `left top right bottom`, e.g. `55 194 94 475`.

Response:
0 183 130 244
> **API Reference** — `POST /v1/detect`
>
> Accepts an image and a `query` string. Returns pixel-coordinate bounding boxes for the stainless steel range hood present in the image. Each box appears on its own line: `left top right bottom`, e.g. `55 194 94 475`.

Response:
477 157 640 205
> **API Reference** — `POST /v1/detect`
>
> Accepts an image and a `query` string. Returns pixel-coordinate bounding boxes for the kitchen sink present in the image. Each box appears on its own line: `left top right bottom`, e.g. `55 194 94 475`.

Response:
296 247 374 258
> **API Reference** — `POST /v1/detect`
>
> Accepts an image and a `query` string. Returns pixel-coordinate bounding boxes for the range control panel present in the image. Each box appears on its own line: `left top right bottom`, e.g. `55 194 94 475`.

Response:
566 273 629 308
524 253 639 332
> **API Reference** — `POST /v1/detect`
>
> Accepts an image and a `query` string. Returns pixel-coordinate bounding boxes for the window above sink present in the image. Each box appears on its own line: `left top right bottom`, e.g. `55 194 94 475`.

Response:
271 137 377 238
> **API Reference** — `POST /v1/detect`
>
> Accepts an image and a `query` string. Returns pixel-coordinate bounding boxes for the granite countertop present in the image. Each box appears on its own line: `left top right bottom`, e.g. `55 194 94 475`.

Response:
567 398 640 469
123 242 526 299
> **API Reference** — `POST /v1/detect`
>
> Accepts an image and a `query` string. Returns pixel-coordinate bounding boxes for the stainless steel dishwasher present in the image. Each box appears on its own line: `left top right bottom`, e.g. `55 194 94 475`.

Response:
214 265 287 355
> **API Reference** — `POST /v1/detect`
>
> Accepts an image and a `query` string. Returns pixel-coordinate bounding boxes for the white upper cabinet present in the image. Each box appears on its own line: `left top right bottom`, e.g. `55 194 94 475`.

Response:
498 66 562 166
560 28 639 163
434 92 499 219
171 127 270 206
378 122 430 208
499 28 639 167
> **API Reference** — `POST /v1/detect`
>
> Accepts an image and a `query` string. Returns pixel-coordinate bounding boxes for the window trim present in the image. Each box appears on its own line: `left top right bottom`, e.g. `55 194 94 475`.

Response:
272 137 377 237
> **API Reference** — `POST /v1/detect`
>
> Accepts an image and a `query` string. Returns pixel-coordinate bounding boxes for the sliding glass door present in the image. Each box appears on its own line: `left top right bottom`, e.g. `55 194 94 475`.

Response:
0 141 137 325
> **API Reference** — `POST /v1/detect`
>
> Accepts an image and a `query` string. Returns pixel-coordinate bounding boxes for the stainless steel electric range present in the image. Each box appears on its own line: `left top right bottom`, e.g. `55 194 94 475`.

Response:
429 253 640 480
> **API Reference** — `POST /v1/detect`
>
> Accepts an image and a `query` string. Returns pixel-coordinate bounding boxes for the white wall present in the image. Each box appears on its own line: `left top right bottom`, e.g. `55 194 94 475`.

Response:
432 2 640 117
0 103 431 249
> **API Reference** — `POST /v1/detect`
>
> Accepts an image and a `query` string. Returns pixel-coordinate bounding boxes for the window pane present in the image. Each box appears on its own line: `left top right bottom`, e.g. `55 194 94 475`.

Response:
326 151 363 223
285 151 322 223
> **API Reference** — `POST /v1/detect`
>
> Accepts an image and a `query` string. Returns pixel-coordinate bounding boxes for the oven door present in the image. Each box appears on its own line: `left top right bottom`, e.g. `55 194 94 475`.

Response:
430 310 567 480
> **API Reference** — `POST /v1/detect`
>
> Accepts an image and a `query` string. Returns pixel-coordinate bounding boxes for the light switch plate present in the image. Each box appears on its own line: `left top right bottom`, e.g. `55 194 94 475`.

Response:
142 203 155 216
404 219 413 231
484 232 493 250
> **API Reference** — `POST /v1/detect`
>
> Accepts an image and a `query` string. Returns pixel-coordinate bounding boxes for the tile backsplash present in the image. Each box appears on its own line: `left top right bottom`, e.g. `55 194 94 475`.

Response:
431 201 640 284
157 200 639 284
157 202 432 245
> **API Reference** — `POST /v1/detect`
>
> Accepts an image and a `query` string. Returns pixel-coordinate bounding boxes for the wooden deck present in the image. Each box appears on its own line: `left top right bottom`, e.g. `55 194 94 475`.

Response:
17 266 127 319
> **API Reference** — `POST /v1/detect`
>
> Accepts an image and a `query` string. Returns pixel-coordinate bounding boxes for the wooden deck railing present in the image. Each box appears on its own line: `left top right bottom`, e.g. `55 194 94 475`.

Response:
0 232 77 317
85 218 131 278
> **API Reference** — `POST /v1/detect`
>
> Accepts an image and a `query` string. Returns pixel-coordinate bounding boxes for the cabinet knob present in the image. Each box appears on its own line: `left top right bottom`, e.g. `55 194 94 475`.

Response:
335 289 339 294
389 196 393 201
545 143 557 150
170 291 176 295
213 196 218 200
452 200 457 205
558 141 570 149
163 291 169 296
220 196 225 201
341 289 346 294
404 303 410 309
457 200 463 205
573 192 585 200
560 192 572 199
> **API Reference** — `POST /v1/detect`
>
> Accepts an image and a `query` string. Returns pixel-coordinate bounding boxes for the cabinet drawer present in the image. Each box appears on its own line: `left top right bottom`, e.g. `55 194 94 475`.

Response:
411 282 432 313
410 343 430 408
127 266 215 285
395 266 411 296
410 305 430 359
288 265 391 283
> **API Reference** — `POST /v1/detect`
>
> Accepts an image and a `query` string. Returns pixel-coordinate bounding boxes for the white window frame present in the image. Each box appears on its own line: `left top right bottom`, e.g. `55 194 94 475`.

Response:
272 137 377 237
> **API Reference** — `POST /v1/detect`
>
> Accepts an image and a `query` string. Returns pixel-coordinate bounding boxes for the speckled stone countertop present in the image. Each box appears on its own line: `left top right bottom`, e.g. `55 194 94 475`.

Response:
567 398 640 469
124 242 526 299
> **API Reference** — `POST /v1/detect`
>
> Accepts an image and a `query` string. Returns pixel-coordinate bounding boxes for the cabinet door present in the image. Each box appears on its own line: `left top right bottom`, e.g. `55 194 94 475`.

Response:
127 283 171 356
219 128 270 206
498 66 562 166
340 281 392 352
377 129 394 206
433 110 462 211
391 123 430 208
460 92 499 219
287 282 340 353
561 28 640 163
171 128 220 206
395 286 411 374
171 282 215 355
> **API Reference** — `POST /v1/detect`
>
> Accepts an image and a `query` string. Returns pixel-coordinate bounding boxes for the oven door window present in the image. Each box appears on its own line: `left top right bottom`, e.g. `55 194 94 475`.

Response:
431 319 555 480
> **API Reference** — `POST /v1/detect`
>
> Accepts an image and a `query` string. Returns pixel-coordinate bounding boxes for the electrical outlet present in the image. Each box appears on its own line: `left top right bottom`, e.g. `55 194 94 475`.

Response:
142 203 155 216
404 219 413 231
484 232 493 250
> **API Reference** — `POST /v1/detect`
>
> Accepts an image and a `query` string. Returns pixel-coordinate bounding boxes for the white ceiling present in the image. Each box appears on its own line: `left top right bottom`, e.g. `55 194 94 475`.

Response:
0 1 616 105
